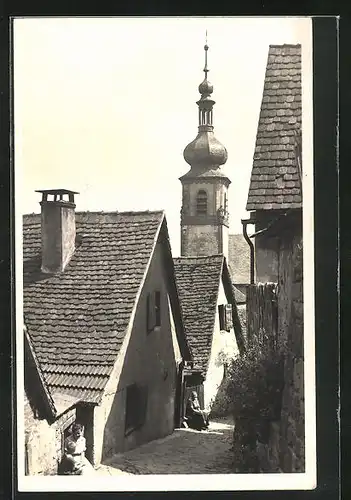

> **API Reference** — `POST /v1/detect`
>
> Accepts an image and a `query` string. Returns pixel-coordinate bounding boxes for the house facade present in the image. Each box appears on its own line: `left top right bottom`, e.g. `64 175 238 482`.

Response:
23 189 191 474
244 44 304 472
173 255 244 415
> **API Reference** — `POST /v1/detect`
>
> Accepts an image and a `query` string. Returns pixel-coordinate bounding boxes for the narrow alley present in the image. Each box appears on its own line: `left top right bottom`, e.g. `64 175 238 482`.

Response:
96 418 235 475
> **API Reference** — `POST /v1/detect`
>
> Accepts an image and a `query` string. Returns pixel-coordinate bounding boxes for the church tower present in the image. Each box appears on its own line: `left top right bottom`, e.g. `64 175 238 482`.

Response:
180 40 231 258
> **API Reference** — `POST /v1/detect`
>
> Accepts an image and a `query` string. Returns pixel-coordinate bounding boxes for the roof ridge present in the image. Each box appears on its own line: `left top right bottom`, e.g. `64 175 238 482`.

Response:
76 209 165 216
23 209 165 218
269 43 301 48
174 254 224 261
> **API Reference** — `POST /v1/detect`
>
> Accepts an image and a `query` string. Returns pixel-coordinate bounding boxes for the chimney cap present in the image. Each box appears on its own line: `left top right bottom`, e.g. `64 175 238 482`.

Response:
35 189 79 195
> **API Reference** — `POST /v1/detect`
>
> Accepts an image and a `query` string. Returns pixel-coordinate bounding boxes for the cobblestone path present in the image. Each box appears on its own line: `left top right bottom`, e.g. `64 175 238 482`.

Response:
96 418 235 475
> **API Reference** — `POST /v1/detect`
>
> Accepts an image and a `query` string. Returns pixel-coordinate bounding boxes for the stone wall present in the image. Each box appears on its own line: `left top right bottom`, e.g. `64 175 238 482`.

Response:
25 402 76 475
256 230 304 473
181 224 222 257
277 233 304 472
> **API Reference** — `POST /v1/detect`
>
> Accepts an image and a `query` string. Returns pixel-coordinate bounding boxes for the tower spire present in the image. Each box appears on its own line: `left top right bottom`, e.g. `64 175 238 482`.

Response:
183 39 228 170
180 36 231 258
197 38 214 128
204 30 209 77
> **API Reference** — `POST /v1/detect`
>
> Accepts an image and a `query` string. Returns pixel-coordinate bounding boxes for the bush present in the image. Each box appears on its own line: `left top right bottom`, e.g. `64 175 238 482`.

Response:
209 376 232 418
226 336 284 423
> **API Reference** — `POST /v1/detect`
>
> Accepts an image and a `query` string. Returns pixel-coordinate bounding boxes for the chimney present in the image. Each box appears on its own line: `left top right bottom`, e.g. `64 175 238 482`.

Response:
36 189 79 273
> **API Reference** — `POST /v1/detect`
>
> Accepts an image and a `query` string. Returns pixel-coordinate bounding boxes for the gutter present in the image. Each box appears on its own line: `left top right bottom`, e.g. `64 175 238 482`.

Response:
241 214 256 285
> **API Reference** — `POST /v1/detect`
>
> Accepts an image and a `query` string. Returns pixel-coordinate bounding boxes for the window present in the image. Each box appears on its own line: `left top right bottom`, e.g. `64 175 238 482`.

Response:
155 291 161 327
125 384 148 435
196 190 208 215
218 304 233 332
147 290 161 333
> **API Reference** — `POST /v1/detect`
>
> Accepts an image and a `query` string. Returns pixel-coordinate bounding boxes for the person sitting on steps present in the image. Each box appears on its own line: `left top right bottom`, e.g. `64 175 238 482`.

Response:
185 391 210 431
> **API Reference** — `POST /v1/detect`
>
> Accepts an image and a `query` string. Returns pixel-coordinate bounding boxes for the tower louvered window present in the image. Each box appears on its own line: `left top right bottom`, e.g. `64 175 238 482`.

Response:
196 190 208 215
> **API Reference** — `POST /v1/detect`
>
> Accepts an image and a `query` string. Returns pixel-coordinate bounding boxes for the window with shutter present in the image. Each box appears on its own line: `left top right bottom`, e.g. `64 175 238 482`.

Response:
218 304 233 331
218 304 225 330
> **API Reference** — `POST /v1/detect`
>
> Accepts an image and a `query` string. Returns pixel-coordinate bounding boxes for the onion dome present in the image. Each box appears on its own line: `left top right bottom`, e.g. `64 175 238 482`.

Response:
198 78 213 96
184 130 228 168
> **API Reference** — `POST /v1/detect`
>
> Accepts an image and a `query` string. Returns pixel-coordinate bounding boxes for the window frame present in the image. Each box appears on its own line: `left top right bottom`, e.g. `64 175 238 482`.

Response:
218 303 233 332
196 189 208 216
147 290 161 333
125 383 148 436
155 290 161 327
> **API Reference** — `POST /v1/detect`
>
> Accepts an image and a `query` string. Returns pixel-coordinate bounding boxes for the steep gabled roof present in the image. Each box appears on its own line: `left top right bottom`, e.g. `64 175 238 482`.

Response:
24 326 57 422
232 285 246 305
173 255 244 374
228 234 251 284
23 210 170 404
246 44 302 211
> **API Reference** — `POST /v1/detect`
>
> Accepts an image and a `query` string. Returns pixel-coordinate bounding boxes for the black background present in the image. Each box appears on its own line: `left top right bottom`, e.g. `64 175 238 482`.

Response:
0 6 342 500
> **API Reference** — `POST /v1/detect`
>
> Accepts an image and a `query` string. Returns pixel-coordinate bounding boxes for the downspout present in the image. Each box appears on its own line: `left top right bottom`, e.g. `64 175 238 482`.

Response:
241 216 256 285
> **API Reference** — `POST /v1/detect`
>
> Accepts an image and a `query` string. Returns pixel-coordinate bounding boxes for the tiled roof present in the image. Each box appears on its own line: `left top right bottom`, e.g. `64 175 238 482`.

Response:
24 326 57 421
246 44 302 211
173 255 224 373
23 210 164 404
228 234 251 284
233 286 246 305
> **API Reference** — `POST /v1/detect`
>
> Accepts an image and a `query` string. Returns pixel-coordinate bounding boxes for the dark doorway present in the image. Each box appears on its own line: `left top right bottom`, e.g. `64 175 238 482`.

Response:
184 371 205 414
174 361 184 428
75 404 95 464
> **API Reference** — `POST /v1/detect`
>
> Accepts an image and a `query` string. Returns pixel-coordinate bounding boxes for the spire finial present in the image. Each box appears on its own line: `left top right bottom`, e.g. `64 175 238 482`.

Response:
204 30 209 77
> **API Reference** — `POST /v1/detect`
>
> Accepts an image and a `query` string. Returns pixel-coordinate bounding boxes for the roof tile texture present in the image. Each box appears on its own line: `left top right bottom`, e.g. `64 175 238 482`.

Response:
246 44 302 211
23 210 163 402
173 255 223 374
228 234 251 284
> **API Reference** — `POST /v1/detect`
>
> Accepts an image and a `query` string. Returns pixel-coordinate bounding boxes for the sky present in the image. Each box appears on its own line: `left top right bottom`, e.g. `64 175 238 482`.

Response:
14 16 312 256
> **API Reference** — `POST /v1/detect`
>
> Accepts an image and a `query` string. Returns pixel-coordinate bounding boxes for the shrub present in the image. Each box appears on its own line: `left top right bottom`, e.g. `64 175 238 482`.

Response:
226 335 284 423
225 336 285 472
